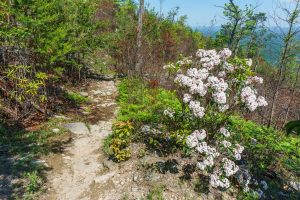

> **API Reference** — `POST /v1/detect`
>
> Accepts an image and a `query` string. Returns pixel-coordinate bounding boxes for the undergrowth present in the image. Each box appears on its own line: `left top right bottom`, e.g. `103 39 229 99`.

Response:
65 91 90 107
107 78 300 198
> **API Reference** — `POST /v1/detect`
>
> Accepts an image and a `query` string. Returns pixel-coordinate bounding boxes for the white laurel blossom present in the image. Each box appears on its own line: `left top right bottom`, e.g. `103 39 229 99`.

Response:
220 127 230 137
163 108 175 118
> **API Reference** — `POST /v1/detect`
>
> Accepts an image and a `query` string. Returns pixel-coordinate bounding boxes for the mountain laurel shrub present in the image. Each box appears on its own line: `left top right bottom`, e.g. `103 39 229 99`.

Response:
164 48 268 194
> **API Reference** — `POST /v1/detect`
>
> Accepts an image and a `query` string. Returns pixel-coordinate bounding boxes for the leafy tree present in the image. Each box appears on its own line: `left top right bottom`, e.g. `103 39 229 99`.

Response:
216 0 267 57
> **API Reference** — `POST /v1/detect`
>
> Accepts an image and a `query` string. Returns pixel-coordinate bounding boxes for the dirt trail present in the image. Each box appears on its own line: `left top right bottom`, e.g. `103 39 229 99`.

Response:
41 80 119 200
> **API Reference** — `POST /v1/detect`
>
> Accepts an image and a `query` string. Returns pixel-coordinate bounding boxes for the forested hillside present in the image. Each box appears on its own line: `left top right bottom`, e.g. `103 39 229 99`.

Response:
0 0 299 199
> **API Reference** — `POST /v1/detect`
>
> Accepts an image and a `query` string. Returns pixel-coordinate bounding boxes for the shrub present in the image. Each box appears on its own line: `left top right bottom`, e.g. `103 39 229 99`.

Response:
230 116 300 177
164 48 268 193
117 78 181 123
109 121 134 162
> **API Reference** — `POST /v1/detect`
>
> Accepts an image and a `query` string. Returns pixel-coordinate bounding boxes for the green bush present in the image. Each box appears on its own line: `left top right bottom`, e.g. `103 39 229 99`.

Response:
108 121 134 162
229 116 300 177
0 0 100 70
117 78 181 123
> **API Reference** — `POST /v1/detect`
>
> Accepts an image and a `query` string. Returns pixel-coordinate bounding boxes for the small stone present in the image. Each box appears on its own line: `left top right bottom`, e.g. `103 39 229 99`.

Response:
94 172 116 183
79 92 89 97
105 92 112 96
92 90 104 96
92 99 100 103
63 156 71 160
32 160 49 167
133 174 138 182
82 111 90 115
52 128 60 133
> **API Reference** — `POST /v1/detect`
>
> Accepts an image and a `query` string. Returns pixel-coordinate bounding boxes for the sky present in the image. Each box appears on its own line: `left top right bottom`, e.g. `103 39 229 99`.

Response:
143 0 294 27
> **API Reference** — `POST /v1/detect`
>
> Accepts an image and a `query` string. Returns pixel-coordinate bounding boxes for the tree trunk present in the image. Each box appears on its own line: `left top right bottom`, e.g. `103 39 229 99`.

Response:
135 0 144 75
268 12 296 127
283 65 300 126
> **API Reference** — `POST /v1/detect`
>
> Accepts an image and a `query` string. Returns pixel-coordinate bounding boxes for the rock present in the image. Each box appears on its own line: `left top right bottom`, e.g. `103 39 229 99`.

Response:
91 90 105 96
63 156 71 160
52 128 60 133
79 92 89 97
99 102 116 107
94 171 116 183
133 173 138 182
102 160 115 169
64 122 90 135
105 91 112 96
92 99 100 103
32 160 49 167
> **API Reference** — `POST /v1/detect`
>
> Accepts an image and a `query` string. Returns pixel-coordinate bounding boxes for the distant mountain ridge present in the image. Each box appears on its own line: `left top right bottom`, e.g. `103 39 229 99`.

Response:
193 26 300 65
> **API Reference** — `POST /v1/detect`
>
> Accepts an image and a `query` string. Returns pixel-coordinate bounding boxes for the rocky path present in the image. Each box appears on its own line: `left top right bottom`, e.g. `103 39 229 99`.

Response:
41 80 119 200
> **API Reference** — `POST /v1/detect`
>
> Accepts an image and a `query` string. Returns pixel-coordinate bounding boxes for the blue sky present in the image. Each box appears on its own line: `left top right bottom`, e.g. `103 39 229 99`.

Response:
144 0 291 27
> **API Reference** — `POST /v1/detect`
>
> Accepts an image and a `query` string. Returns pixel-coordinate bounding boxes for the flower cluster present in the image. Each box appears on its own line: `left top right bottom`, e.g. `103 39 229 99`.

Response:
177 56 193 66
163 108 175 118
186 129 207 148
196 49 221 69
210 171 230 188
223 158 239 176
174 48 268 117
188 101 205 118
164 48 268 191
240 86 267 111
187 126 243 189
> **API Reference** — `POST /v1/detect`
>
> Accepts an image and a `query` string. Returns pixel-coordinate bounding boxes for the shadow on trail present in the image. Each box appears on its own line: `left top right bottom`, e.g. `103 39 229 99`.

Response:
0 123 71 199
